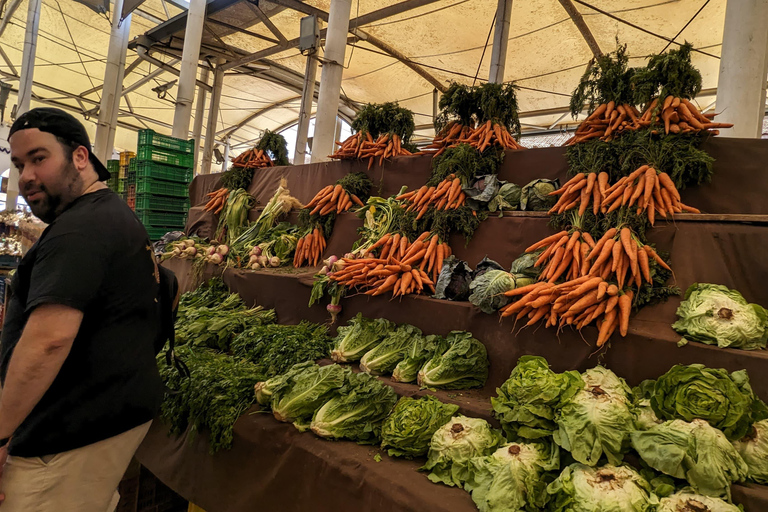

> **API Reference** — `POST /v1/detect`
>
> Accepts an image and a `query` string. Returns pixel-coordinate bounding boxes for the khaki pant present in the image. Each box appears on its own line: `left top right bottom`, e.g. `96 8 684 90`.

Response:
0 420 152 512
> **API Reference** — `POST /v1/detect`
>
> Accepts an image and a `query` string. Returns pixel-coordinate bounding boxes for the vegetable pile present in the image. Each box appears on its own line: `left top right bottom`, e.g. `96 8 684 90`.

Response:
397 175 469 218
330 132 414 167
230 147 274 169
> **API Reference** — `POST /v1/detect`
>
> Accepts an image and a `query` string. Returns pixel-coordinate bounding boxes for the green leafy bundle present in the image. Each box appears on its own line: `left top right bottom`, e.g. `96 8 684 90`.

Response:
219 166 254 191
435 82 478 132
429 144 504 187
569 43 636 117
476 82 521 137
632 43 703 108
380 395 460 458
351 102 415 146
256 129 289 166
360 324 423 376
337 171 373 201
230 321 332 379
417 331 489 390
157 345 261 453
270 363 347 430
331 313 395 363
177 278 230 319
392 334 448 384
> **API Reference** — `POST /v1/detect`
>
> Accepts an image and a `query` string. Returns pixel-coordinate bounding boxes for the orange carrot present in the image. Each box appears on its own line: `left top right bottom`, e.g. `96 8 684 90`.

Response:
618 293 632 336
526 231 568 253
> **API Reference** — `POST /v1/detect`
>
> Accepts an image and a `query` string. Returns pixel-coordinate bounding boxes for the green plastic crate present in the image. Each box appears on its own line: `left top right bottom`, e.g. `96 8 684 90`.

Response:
107 159 120 172
134 194 190 212
135 209 187 227
134 178 188 198
138 129 194 154
136 146 194 169
134 160 192 184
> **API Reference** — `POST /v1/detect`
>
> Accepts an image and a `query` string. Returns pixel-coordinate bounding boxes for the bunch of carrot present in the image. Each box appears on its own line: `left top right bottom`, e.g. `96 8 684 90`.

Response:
638 96 732 136
566 102 643 145
329 132 413 169
203 187 230 213
329 257 436 298
304 184 365 216
396 175 467 220
231 148 273 169
362 231 452 284
600 166 700 225
499 278 633 347
293 227 326 267
527 226 672 289
418 121 473 157
548 172 610 216
460 120 524 151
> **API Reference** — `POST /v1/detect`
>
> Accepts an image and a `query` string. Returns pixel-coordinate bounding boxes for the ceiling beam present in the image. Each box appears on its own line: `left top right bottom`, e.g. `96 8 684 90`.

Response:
557 0 602 58
245 1 287 44
217 95 300 137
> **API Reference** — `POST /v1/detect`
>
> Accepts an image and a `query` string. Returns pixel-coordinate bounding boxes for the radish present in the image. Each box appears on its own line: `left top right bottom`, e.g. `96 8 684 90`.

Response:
172 247 182 257
318 266 328 276
183 247 197 257
343 253 354 260
251 262 261 270
257 256 268 267
249 255 258 265
327 303 342 324
184 239 195 248
206 246 217 257
324 255 338 268
251 246 262 257
208 253 223 265
216 245 229 256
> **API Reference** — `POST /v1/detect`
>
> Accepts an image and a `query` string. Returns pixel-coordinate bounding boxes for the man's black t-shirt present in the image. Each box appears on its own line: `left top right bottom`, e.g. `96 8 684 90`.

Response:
0 188 164 457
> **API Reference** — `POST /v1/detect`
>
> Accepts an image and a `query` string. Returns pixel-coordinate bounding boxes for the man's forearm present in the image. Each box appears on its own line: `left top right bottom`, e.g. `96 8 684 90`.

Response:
0 304 82 439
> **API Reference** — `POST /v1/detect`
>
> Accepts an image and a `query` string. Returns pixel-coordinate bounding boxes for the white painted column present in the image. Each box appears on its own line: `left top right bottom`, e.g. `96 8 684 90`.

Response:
488 0 512 83
172 0 207 139
715 0 768 138
201 60 224 175
192 65 210 174
8 0 41 211
94 0 131 164
310 0 352 163
294 49 318 165
220 136 230 172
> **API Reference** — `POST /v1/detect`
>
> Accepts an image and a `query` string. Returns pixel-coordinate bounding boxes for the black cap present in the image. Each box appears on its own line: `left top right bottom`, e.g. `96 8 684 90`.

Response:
8 107 111 181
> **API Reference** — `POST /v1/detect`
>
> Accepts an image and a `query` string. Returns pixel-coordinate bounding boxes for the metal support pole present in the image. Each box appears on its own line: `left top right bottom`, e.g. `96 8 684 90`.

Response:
201 59 225 174
295 49 319 165
221 136 230 172
8 0 41 211
310 0 352 163
715 0 768 138
95 0 131 164
432 88 438 124
192 65 210 174
488 0 512 83
171 0 207 139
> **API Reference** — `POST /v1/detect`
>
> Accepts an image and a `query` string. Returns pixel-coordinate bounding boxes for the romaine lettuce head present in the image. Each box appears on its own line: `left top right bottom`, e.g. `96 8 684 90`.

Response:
270 363 347 429
254 360 317 405
492 355 584 440
631 419 748 500
309 371 397 443
421 415 505 487
658 489 743 512
553 367 634 466
651 363 768 441
392 335 448 384
469 270 518 314
672 283 768 350
732 419 768 484
331 313 395 363
417 331 489 390
465 440 559 512
360 324 422 375
546 464 659 512
380 395 460 458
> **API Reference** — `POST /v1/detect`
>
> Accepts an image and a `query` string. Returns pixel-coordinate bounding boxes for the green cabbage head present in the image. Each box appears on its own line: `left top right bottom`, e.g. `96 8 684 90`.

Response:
632 380 663 431
672 283 768 350
380 395 459 458
732 419 768 484
631 419 748 500
553 367 635 466
650 363 768 441
421 415 505 487
309 371 397 443
417 331 489 390
491 355 583 440
270 363 347 430
464 441 559 512
331 313 395 362
658 489 743 512
360 324 422 376
546 464 659 512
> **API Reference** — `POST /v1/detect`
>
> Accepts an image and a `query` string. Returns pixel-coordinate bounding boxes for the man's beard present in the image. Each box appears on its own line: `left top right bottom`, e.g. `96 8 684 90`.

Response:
23 160 81 224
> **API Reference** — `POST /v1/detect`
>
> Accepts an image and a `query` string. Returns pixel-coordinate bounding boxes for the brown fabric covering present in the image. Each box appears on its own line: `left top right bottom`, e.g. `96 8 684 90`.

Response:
145 138 768 511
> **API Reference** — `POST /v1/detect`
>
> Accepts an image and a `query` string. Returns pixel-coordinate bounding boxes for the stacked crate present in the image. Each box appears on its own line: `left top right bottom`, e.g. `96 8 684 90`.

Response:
134 129 194 241
106 160 120 192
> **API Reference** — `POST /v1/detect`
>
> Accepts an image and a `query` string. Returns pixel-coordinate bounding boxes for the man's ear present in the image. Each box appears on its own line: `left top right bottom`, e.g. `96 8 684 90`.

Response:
72 145 90 172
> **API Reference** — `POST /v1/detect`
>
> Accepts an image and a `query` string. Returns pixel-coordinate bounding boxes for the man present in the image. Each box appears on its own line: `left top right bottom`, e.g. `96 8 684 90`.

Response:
0 107 164 511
